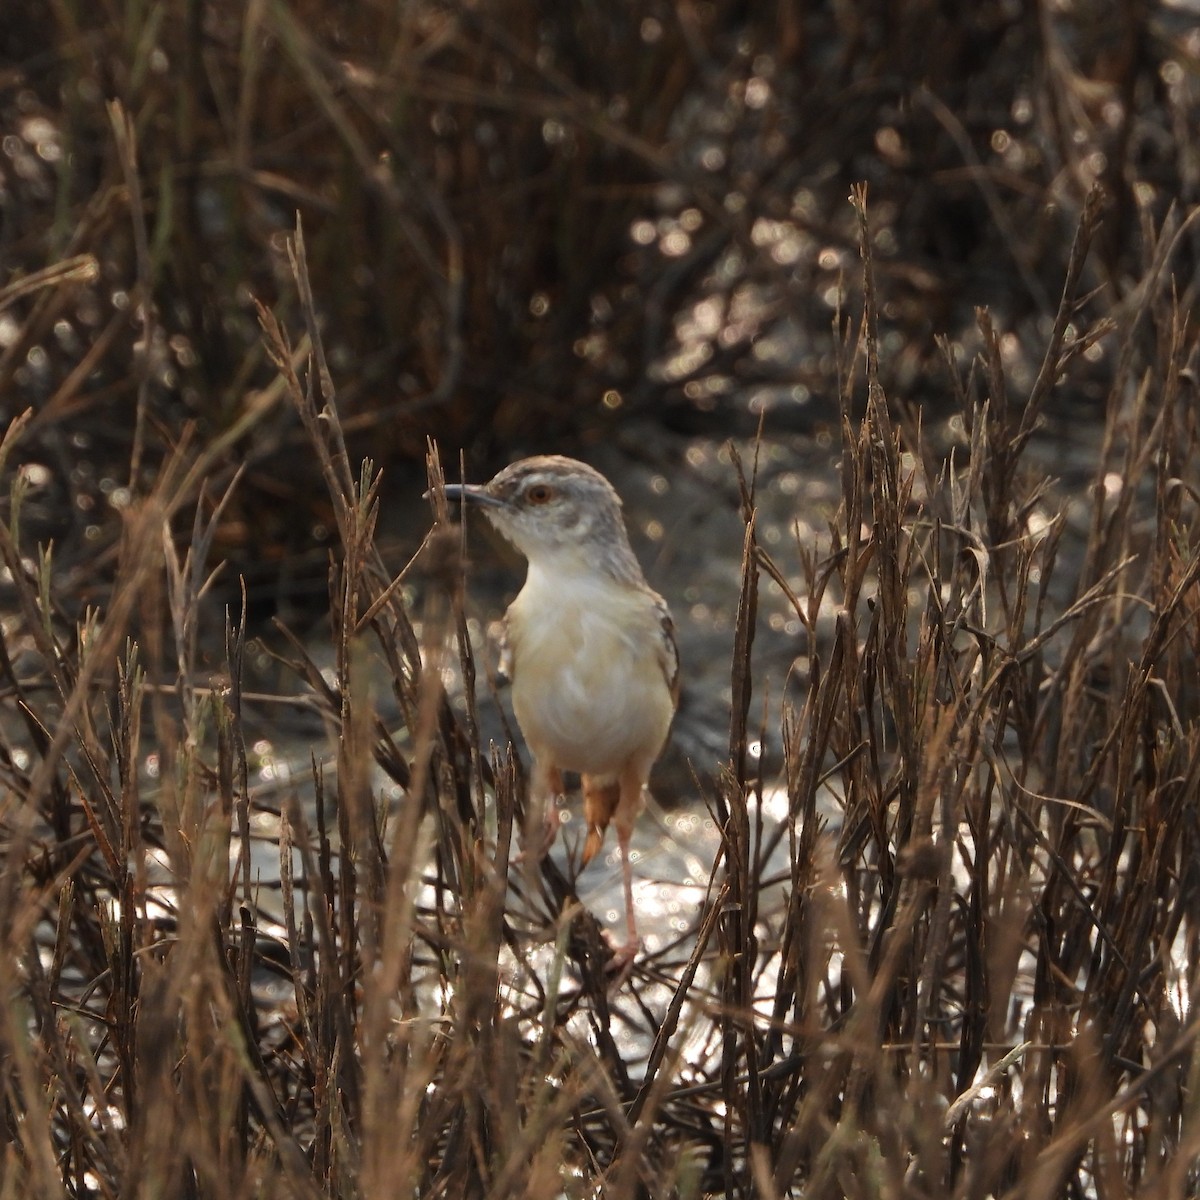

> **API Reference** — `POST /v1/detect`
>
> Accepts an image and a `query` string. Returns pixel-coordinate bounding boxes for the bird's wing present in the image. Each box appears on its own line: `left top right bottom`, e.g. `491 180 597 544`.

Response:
653 592 681 705
496 614 514 685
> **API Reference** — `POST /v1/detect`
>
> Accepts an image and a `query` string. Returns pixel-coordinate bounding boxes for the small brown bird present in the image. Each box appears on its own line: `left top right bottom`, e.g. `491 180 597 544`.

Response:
443 455 679 968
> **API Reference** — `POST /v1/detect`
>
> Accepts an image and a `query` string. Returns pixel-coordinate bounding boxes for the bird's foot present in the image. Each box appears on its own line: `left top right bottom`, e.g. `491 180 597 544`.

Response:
602 931 640 988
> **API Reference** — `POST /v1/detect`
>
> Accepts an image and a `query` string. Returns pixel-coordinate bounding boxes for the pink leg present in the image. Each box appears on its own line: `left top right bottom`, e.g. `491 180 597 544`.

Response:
605 782 643 980
517 759 562 862
619 824 638 949
603 828 639 983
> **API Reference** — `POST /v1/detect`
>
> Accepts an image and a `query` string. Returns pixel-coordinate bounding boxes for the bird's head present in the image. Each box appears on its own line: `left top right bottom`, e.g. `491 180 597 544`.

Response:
442 455 642 581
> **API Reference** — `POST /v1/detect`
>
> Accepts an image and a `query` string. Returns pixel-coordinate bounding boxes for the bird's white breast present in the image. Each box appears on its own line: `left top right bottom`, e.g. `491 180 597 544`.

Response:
506 562 674 779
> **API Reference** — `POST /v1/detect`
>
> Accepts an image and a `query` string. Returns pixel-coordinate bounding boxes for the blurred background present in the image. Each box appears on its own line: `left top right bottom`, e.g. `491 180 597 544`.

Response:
3 1 1199 625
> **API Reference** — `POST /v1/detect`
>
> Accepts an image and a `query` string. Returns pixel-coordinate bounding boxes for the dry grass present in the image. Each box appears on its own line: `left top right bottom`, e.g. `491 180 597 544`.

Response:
4 3 1200 1197
2 187 1200 1195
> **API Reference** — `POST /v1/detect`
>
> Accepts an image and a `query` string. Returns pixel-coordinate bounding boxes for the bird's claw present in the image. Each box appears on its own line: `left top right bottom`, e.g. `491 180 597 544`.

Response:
603 931 640 988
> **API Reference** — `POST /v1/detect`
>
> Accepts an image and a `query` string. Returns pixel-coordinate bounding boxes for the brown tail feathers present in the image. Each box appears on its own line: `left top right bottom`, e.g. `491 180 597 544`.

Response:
581 775 620 865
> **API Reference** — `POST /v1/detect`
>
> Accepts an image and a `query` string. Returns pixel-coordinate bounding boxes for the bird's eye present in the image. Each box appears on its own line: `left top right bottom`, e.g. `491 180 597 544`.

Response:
525 484 554 505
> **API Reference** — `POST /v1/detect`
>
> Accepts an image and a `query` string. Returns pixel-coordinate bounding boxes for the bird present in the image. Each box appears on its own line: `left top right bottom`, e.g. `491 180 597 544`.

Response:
441 455 679 970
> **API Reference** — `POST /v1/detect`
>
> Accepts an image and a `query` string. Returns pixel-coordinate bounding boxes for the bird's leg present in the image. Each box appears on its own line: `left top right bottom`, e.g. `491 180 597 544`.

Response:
602 824 639 978
604 766 647 981
517 759 563 863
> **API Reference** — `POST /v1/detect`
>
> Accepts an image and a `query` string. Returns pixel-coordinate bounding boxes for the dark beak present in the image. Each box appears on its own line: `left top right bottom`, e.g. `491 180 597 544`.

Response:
429 483 506 509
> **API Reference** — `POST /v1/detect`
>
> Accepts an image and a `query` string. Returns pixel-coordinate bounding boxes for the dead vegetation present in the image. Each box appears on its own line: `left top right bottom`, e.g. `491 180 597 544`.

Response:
4 3 1200 1197
1 185 1199 1195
